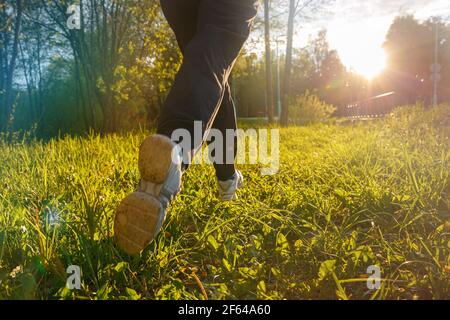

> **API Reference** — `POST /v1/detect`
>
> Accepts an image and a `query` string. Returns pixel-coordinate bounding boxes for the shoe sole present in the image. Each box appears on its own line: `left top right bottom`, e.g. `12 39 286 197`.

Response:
114 135 175 255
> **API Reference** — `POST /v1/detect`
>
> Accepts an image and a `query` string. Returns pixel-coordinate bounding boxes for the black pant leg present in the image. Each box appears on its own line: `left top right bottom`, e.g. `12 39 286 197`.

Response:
161 0 239 180
210 83 238 181
159 0 200 52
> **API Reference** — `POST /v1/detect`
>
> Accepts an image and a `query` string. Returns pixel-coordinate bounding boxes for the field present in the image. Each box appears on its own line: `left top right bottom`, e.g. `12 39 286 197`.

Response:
0 105 449 300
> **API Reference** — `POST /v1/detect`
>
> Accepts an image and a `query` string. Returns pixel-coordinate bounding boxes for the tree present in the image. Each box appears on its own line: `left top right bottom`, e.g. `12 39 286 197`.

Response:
35 0 176 132
17 0 48 130
0 0 23 130
280 0 295 126
289 29 347 113
264 0 274 123
383 16 450 105
280 0 334 126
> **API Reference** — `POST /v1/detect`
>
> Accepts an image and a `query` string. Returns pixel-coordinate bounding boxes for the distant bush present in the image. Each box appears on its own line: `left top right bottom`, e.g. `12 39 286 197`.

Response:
389 103 450 137
289 91 336 125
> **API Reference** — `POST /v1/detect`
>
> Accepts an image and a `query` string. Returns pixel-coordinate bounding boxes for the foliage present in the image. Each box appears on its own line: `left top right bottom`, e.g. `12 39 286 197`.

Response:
1 1 449 135
0 106 448 300
232 52 267 118
389 103 450 135
384 16 450 105
288 90 336 125
0 0 180 135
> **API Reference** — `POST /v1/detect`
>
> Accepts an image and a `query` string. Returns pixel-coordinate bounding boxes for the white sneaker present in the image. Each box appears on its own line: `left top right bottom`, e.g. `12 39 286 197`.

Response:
114 135 182 255
217 170 244 201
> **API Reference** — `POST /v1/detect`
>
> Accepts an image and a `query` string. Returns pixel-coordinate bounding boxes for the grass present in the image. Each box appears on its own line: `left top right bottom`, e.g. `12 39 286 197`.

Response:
0 105 449 300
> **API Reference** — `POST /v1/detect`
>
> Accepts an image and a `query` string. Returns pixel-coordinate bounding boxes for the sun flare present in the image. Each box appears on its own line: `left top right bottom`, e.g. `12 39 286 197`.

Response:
328 19 389 79
345 47 387 79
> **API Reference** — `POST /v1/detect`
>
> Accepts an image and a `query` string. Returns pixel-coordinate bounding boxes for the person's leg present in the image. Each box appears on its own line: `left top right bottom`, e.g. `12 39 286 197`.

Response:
161 0 239 182
114 0 199 255
211 84 243 201
157 0 259 164
162 0 240 182
159 0 200 53
114 0 258 255
210 83 238 181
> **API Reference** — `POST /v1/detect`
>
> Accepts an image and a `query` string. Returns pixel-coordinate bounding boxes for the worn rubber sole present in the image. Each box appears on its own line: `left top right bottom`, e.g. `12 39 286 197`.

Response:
139 135 175 184
114 191 161 255
114 135 175 255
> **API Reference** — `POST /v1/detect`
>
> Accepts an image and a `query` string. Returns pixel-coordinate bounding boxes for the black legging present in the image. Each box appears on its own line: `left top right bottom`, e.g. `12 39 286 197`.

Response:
157 0 259 181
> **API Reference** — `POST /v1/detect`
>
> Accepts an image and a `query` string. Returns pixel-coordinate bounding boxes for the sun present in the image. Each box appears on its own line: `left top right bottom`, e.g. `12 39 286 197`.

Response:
327 19 389 80
347 48 387 79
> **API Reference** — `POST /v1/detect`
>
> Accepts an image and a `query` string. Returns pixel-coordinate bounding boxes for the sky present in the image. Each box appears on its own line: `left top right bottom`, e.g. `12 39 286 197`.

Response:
292 0 450 78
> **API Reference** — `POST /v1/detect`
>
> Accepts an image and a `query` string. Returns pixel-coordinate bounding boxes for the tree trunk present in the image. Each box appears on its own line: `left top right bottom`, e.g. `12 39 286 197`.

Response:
19 41 35 121
3 0 23 130
264 0 274 124
0 6 8 128
281 0 295 127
